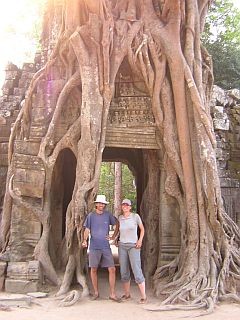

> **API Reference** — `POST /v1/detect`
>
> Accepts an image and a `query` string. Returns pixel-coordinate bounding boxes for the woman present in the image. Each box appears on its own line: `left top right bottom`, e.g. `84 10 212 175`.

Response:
118 198 147 304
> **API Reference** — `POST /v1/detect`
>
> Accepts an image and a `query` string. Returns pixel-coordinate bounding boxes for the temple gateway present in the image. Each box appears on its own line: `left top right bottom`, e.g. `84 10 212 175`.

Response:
0 1 239 297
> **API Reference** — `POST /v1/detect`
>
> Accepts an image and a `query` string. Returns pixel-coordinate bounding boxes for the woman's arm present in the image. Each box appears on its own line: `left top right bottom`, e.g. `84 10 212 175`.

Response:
109 219 119 241
136 223 144 248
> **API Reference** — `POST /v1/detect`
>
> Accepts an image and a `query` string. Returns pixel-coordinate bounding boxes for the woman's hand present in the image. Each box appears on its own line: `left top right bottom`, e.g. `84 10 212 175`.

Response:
136 240 142 248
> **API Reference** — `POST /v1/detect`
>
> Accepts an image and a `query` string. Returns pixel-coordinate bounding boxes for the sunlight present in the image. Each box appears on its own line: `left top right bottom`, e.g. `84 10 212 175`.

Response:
0 0 45 88
0 0 240 89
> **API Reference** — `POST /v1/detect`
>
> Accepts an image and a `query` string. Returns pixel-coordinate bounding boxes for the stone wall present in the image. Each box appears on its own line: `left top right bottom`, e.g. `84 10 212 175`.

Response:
211 86 240 226
0 58 240 291
0 61 40 223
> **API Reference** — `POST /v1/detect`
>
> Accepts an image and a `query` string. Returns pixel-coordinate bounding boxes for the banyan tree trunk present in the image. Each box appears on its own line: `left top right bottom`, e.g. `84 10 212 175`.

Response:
0 0 239 309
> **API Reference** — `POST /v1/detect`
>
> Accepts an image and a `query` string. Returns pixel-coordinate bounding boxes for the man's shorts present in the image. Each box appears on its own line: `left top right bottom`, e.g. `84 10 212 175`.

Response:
89 248 115 268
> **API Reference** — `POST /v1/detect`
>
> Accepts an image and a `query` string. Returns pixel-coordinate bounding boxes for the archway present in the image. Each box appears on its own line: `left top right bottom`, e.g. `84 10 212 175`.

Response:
102 147 170 285
50 148 77 268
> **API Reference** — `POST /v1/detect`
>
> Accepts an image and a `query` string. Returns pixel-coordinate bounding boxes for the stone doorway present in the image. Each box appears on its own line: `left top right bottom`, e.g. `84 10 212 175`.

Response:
103 147 162 284
50 148 76 268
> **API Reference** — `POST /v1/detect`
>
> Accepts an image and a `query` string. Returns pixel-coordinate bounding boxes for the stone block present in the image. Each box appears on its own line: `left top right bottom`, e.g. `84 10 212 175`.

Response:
13 154 45 170
4 63 19 71
18 78 31 89
4 70 20 80
1 87 13 95
13 87 26 97
9 204 42 262
212 85 229 106
14 140 40 156
2 79 18 90
13 167 45 198
213 105 224 113
0 115 6 125
7 261 41 281
22 63 36 72
228 89 240 101
0 142 9 154
5 279 39 294
29 126 48 139
0 95 8 103
0 154 8 166
0 109 11 118
213 118 230 131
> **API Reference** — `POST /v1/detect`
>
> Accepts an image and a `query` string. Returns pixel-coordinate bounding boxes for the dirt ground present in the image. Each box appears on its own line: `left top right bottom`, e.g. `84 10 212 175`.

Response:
1 248 240 320
0 268 240 320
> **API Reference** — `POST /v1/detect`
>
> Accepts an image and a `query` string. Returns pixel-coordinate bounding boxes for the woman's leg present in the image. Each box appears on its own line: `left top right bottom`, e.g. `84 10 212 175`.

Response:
128 247 146 300
118 244 131 297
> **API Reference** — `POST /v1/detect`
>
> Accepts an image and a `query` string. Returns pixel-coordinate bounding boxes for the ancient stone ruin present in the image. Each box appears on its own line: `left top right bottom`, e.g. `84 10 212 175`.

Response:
0 52 239 294
0 1 239 309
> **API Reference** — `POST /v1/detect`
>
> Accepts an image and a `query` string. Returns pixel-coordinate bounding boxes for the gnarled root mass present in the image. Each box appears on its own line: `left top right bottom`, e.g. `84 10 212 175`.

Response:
0 0 240 310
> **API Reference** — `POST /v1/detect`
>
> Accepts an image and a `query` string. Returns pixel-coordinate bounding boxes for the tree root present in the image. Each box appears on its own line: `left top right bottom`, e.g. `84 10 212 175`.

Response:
144 301 207 311
58 289 82 307
219 293 240 303
145 296 216 317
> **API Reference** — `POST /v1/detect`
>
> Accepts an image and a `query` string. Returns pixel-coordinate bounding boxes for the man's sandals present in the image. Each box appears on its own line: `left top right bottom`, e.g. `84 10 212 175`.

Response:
121 294 131 300
109 296 121 303
90 293 99 301
138 297 147 304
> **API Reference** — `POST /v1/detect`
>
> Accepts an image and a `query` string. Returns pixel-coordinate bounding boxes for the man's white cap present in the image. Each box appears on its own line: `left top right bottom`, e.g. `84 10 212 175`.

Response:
94 194 109 204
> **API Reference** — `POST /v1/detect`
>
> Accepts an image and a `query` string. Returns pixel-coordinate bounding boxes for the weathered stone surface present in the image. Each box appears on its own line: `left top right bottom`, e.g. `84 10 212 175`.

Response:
211 85 229 107
14 141 40 156
0 116 6 125
228 89 240 101
0 45 240 294
0 294 32 307
27 291 48 298
4 63 19 71
5 279 39 294
7 261 41 281
8 204 42 261
0 262 7 291
13 154 45 171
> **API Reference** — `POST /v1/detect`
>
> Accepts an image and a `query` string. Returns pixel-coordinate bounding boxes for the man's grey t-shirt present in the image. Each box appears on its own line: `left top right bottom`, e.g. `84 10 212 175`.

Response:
84 211 117 250
119 213 142 244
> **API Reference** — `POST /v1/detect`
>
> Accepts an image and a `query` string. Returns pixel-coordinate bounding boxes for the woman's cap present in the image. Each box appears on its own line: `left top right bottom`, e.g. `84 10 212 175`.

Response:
121 199 132 206
94 195 109 204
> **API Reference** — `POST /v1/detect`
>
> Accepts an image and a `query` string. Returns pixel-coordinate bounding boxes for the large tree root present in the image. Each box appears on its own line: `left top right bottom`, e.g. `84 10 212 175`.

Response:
58 290 82 307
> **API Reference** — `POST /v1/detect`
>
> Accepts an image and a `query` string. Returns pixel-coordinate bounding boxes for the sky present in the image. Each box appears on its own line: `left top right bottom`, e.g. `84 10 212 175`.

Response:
0 0 45 88
0 0 240 89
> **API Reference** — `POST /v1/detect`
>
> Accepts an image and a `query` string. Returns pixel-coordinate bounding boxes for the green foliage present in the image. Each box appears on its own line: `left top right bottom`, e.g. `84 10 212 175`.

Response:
202 0 240 89
98 162 136 213
98 162 115 213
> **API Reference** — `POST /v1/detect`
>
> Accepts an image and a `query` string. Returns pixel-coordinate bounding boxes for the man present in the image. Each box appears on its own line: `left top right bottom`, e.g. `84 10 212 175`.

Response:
82 194 120 301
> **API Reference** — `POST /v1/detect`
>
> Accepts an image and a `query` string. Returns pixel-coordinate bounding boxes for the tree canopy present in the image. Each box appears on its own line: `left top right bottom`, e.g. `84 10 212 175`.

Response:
202 0 240 89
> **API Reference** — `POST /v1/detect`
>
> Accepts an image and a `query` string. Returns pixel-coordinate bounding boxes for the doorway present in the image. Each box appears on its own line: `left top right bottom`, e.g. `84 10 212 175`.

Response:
50 148 77 267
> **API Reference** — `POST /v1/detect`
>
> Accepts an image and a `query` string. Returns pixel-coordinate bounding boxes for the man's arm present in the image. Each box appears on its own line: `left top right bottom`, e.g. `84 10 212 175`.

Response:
82 227 90 248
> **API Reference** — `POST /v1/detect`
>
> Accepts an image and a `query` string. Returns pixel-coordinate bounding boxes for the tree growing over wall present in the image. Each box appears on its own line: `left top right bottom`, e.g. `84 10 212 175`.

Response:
1 0 240 310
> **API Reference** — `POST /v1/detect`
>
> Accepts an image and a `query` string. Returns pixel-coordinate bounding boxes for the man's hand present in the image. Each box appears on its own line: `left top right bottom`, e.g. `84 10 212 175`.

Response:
82 240 88 248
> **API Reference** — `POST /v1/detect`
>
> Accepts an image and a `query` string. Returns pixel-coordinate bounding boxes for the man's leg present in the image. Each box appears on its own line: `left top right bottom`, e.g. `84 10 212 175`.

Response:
89 250 101 298
90 267 99 297
108 266 117 298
